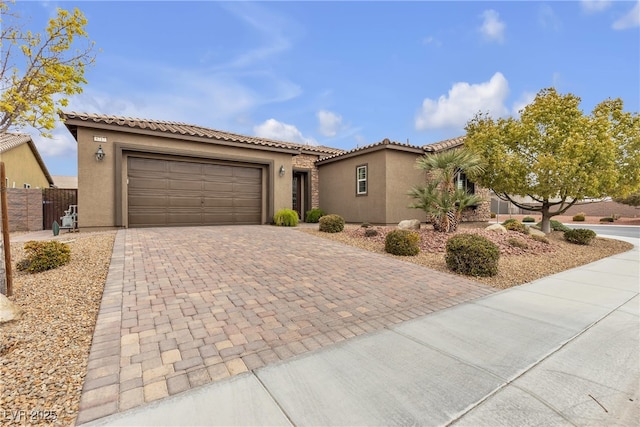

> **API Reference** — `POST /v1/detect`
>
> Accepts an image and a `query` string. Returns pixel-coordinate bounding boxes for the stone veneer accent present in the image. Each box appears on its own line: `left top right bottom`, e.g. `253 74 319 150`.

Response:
292 153 322 209
0 188 43 232
461 186 491 222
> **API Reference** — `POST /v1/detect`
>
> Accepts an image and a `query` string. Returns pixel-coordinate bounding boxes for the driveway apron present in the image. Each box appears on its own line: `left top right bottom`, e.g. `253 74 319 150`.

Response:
75 226 494 424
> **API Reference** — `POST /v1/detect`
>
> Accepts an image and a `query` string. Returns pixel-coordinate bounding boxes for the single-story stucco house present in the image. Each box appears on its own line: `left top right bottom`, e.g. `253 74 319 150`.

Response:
60 112 489 229
0 132 54 189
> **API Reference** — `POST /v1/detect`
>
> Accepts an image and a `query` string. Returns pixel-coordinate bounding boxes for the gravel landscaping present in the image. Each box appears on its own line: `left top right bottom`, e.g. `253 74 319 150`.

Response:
0 223 634 425
1 231 116 426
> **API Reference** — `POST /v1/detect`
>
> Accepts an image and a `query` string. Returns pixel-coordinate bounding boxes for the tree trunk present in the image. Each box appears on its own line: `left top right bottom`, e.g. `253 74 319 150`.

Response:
540 204 552 234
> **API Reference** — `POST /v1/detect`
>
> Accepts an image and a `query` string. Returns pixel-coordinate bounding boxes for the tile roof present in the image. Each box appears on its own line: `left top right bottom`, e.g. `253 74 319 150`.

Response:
0 132 54 185
60 112 345 156
423 135 466 152
315 138 425 165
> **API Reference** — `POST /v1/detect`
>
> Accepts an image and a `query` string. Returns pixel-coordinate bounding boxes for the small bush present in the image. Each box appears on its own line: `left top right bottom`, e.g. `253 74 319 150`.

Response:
364 228 378 237
502 219 529 234
572 213 586 222
445 234 499 277
599 217 614 223
507 237 529 249
530 234 550 244
17 240 71 273
490 212 496 219
384 230 420 256
361 222 371 228
537 219 571 232
319 214 345 233
305 208 325 223
564 228 596 245
273 209 299 227
522 216 535 223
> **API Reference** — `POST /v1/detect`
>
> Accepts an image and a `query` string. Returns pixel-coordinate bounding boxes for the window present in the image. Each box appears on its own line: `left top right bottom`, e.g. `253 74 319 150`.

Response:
454 172 475 194
356 164 367 195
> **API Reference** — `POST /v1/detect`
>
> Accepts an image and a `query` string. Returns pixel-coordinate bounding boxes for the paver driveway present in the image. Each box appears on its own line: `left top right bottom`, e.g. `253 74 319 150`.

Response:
76 226 495 424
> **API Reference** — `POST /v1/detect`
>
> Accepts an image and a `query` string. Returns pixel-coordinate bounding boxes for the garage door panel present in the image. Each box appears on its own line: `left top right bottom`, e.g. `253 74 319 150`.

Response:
128 157 262 227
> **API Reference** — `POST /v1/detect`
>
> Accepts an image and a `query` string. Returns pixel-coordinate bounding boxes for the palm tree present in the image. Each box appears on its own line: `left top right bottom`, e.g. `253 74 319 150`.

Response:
408 148 485 232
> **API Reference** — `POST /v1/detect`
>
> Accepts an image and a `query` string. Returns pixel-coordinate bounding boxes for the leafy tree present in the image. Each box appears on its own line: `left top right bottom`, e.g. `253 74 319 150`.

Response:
408 148 485 232
0 2 96 135
614 192 640 207
465 88 640 234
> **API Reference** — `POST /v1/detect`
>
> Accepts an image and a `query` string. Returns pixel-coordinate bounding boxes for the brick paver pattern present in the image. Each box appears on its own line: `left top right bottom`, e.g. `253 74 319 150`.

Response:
76 226 495 424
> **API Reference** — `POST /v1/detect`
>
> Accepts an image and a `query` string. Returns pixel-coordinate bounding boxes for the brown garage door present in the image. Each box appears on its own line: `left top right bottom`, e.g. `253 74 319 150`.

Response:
127 157 262 227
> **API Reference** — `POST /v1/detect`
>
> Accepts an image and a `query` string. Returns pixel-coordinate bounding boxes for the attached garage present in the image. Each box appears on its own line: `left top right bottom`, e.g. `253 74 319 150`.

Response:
127 157 262 227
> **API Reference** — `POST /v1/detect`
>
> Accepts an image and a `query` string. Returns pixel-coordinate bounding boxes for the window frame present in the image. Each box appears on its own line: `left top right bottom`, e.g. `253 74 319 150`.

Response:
356 164 368 196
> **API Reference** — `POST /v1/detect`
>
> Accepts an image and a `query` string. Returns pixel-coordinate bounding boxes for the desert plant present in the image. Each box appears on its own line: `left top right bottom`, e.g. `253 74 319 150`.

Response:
530 234 550 244
572 213 586 222
600 217 614 222
364 228 378 237
273 209 299 227
507 237 529 249
536 219 570 232
502 219 529 234
319 214 345 233
564 228 597 245
17 240 71 273
490 212 496 218
522 216 535 223
384 229 420 256
305 208 325 223
361 222 371 228
445 234 499 277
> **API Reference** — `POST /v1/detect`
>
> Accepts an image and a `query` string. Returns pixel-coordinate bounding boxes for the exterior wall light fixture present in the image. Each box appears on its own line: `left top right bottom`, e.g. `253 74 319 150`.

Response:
95 145 106 161
279 165 285 177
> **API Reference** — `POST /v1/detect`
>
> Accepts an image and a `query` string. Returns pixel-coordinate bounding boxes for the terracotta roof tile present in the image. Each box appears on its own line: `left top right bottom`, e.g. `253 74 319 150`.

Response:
60 112 345 156
315 138 424 164
423 135 466 152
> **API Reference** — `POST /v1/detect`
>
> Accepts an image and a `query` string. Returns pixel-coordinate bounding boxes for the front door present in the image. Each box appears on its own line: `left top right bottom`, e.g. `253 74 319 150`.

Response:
292 171 305 221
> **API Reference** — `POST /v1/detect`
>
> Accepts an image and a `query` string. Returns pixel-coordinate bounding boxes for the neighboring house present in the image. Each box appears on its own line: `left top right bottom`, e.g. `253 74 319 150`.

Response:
0 132 54 189
316 136 490 224
60 112 489 229
52 175 78 189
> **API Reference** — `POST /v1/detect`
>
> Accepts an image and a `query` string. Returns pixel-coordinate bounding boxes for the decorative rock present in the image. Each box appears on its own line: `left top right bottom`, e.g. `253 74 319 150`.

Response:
528 227 546 237
0 293 23 323
398 219 421 230
486 223 507 233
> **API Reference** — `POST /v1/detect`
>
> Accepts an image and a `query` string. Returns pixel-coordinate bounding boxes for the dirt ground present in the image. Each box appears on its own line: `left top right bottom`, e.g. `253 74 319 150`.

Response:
493 214 640 226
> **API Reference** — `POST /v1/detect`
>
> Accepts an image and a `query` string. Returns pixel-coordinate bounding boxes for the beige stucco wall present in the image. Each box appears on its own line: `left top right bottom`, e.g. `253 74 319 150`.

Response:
0 143 50 189
383 150 429 223
75 127 294 228
318 150 388 223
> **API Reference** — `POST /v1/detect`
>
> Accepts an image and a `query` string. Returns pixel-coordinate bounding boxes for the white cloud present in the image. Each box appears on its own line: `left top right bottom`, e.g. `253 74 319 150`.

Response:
422 36 442 47
580 0 612 13
415 72 510 131
613 1 640 29
254 119 317 145
538 5 562 31
479 10 506 43
317 110 342 137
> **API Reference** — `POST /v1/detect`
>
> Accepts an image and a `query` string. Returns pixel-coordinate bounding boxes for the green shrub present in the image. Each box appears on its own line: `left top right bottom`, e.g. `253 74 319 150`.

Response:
530 234 550 244
490 212 496 219
564 228 597 245
384 230 420 256
599 217 614 223
507 237 529 249
17 240 71 273
502 219 529 234
319 214 345 233
305 208 325 223
537 219 570 232
445 234 499 277
273 209 299 227
364 228 378 237
572 213 586 222
361 222 371 228
522 216 535 223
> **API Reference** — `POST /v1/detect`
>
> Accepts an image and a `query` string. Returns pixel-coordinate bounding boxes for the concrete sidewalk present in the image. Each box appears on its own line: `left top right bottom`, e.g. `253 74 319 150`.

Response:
84 234 639 426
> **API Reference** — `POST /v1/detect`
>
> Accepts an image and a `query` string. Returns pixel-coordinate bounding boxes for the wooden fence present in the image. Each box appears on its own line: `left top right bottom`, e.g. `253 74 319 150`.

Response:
42 188 78 230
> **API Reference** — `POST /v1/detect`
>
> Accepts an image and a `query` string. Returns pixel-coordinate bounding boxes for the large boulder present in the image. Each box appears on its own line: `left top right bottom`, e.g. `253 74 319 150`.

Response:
528 227 546 238
0 293 23 323
486 223 507 233
398 219 421 230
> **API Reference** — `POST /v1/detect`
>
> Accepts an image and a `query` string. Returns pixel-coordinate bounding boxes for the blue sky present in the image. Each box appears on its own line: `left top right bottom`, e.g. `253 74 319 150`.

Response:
10 0 640 177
